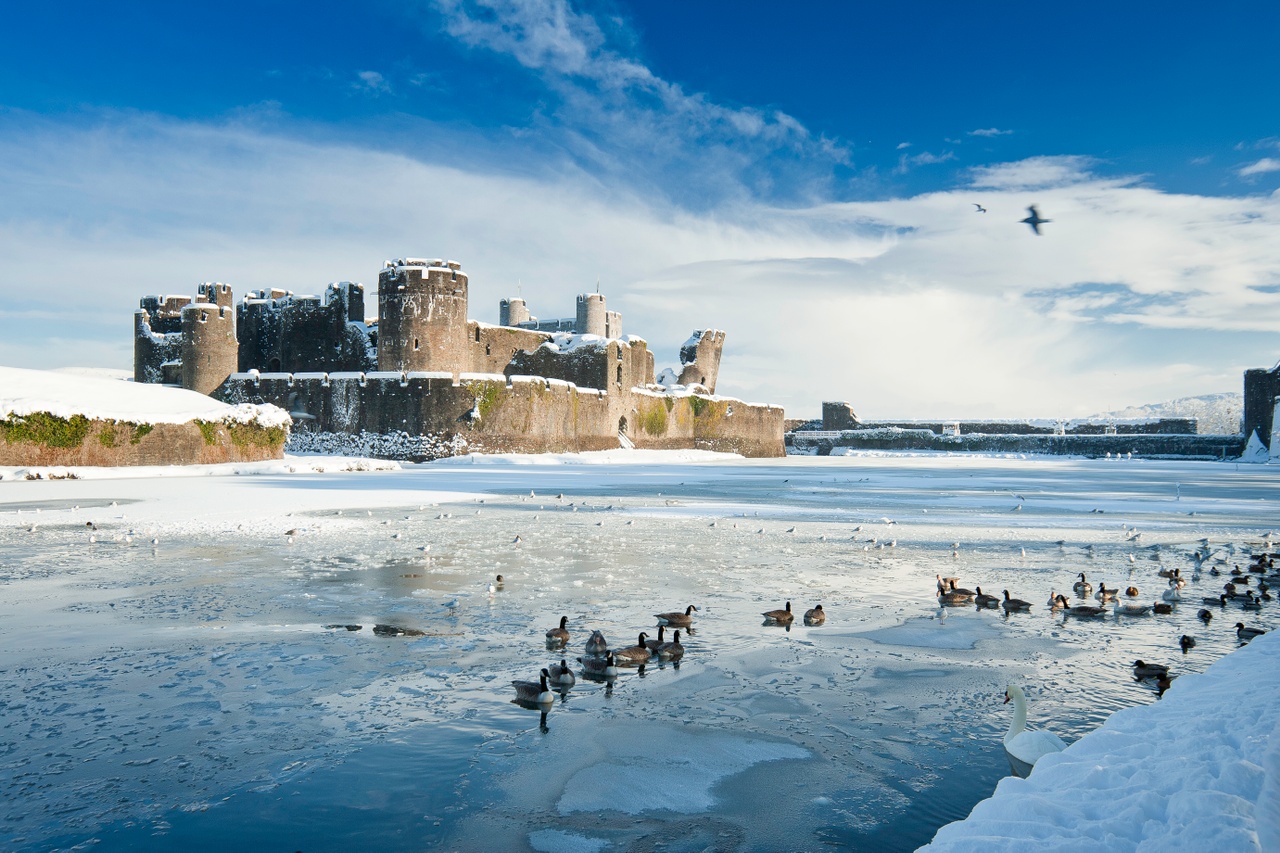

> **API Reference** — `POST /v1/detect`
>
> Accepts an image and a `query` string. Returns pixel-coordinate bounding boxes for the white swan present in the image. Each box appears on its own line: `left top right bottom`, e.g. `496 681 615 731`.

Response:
1003 685 1067 778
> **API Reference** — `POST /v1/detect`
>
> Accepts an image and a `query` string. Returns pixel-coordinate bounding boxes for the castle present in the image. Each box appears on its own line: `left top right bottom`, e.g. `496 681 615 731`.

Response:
134 258 785 459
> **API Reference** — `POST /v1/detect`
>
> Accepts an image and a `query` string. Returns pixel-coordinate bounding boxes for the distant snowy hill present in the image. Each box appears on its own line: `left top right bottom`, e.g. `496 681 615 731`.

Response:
1092 392 1242 435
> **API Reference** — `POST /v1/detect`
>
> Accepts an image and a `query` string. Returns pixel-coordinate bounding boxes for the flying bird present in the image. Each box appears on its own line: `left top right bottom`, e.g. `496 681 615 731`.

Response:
973 203 987 213
1020 205 1051 235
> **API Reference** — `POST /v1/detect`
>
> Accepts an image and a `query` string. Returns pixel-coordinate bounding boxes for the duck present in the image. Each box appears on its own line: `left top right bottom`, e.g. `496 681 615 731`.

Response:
612 632 653 665
1094 583 1118 602
1161 586 1182 602
1156 673 1175 697
1202 594 1227 606
1179 635 1196 652
1153 601 1174 615
545 616 571 647
1235 623 1266 641
1124 586 1140 598
657 630 684 660
1113 600 1152 616
512 669 555 705
803 604 826 625
1132 660 1169 679
578 651 618 678
762 601 795 624
1073 573 1093 595
975 587 1001 608
1197 608 1214 623
654 605 698 628
1002 590 1032 612
547 658 576 687
1002 685 1067 778
584 629 608 656
1240 592 1262 610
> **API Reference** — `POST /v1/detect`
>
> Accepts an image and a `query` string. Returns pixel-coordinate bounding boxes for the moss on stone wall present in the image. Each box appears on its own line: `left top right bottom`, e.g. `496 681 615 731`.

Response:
195 420 220 445
195 418 286 450
131 423 153 444
0 412 92 448
641 405 668 435
463 380 505 420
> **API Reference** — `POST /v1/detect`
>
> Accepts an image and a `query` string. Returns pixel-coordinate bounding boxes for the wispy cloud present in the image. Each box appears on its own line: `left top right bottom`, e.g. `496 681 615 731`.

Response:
968 127 1013 138
969 155 1099 190
1238 157 1280 178
353 70 391 94
893 150 956 174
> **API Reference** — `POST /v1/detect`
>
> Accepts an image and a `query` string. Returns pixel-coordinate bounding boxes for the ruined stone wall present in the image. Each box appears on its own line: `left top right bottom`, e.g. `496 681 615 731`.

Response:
677 329 725 393
238 283 372 374
217 372 786 460
134 310 184 385
788 429 1246 459
822 401 860 431
468 322 550 375
377 260 469 375
1243 366 1280 449
506 339 610 391
181 303 237 396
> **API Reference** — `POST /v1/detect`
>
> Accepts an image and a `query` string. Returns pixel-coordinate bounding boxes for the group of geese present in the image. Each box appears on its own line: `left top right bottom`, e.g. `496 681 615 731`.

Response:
514 599 830 706
513 605 700 706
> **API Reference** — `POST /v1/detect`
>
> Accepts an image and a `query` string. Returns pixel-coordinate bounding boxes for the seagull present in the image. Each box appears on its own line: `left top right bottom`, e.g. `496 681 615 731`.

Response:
1020 205 1051 235
973 203 987 213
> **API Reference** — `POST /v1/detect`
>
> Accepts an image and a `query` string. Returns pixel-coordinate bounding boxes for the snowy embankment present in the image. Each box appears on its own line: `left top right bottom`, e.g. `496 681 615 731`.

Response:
0 366 289 428
920 630 1280 852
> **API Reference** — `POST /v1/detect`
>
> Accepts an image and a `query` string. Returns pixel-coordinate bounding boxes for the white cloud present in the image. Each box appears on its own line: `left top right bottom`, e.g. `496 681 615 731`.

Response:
896 142 911 150
1238 157 1280 178
1 113 1277 420
354 70 391 94
893 150 956 174
968 128 1013 138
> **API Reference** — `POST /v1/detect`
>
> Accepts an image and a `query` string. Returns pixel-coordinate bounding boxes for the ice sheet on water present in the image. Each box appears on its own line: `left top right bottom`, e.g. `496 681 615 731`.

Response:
556 722 809 815
528 829 609 853
850 613 1005 650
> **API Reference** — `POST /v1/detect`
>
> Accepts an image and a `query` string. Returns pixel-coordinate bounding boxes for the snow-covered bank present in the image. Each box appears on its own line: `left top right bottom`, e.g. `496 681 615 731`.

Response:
919 630 1279 852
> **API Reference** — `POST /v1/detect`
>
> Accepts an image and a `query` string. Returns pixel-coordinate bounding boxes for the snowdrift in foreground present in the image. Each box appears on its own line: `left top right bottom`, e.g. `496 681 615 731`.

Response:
0 366 289 428
919 630 1279 852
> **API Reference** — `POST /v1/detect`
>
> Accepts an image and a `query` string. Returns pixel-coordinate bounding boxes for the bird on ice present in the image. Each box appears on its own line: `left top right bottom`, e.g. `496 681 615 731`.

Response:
1020 205 1051 235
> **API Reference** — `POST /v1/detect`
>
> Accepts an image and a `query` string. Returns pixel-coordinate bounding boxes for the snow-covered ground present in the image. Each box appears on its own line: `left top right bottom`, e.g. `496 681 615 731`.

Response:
0 450 1275 851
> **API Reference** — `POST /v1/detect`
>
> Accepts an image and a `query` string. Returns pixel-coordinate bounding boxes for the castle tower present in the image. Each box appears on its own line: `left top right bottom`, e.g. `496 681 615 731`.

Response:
377 259 469 374
198 282 233 311
181 301 238 395
677 329 726 394
576 293 606 337
500 297 530 327
134 295 191 384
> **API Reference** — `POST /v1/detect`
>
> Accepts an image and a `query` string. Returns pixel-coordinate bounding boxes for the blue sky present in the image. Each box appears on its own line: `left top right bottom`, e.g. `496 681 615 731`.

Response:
2 1 1279 417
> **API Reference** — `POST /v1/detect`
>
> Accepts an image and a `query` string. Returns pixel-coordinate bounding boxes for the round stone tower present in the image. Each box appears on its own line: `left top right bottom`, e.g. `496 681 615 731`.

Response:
576 293 607 337
500 297 530 327
181 301 238 396
377 259 469 374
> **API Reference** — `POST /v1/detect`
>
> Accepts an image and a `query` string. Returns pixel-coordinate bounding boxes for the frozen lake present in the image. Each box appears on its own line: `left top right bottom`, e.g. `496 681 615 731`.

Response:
0 452 1275 851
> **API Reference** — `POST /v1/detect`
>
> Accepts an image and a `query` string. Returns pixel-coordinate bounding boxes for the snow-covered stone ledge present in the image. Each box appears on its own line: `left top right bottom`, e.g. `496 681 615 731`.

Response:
919 629 1279 852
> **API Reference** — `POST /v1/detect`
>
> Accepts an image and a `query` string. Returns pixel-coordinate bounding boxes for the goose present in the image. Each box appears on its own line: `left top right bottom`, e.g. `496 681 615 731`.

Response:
584 630 608 656
949 579 976 596
545 616 570 647
1073 573 1093 595
762 602 795 624
1153 601 1173 614
612 632 653 665
1125 586 1140 598
645 625 667 651
657 630 684 661
1064 599 1106 616
1049 592 1067 611
1161 586 1182 602
975 587 1001 608
1202 594 1227 606
937 574 960 594
939 588 974 606
654 605 698 627
512 669 555 705
547 658 576 687
1002 685 1067 777
578 651 619 678
803 604 826 625
1132 660 1169 679
1113 600 1152 616
1094 583 1118 602
1235 623 1266 641
1179 635 1196 651
1197 608 1214 623
1002 590 1032 612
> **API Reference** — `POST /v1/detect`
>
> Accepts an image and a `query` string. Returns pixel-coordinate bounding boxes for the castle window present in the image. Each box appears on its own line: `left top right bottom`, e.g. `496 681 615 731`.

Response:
475 327 481 342
616 346 623 361
616 365 623 384
413 338 420 351
485 343 491 356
